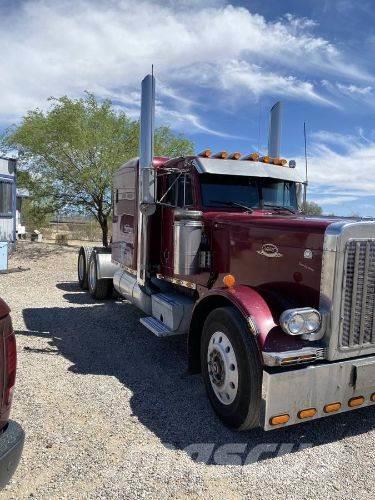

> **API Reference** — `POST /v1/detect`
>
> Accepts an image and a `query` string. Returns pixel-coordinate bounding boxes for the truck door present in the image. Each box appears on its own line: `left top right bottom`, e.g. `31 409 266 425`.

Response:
159 170 194 277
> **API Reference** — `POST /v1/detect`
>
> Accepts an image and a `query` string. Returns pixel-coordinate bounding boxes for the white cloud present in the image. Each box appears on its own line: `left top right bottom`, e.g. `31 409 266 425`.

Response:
195 61 335 106
322 80 375 108
336 83 373 95
0 0 371 127
295 130 375 207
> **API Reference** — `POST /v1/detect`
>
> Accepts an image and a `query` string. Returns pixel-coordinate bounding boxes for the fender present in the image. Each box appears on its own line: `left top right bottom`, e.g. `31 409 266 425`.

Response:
187 285 278 373
214 285 278 347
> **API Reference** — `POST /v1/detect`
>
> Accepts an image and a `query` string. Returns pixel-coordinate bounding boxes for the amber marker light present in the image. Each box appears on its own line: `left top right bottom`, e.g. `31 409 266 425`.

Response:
260 156 271 163
198 149 211 158
212 151 228 159
241 152 259 161
273 158 288 166
269 414 290 426
298 408 317 419
348 396 365 407
324 402 341 413
228 152 241 160
223 274 236 288
371 393 375 402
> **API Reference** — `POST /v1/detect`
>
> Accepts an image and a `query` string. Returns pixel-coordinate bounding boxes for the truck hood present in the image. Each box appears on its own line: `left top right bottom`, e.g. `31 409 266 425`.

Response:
203 211 339 250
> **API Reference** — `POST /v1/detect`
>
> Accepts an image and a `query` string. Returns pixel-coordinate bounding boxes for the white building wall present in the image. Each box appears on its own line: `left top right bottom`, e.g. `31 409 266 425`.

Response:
0 157 16 247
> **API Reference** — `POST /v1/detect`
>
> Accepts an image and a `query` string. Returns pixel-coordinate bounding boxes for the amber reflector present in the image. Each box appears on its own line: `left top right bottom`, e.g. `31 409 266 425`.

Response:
298 408 317 419
348 396 365 407
324 402 341 413
198 149 211 158
269 414 290 426
223 274 236 288
228 152 241 160
371 393 375 402
212 151 228 159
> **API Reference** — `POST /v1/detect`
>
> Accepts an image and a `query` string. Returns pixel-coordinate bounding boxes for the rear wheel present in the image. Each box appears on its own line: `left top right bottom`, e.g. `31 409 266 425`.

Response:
201 306 262 431
78 248 88 289
88 252 113 300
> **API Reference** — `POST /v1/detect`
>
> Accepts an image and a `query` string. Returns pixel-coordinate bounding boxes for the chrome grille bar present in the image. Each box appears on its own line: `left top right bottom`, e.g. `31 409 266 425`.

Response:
359 242 370 345
340 239 375 348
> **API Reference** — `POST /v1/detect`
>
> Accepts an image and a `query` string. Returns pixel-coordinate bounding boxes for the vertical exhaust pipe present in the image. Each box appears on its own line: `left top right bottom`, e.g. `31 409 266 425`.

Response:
137 74 156 286
268 101 282 159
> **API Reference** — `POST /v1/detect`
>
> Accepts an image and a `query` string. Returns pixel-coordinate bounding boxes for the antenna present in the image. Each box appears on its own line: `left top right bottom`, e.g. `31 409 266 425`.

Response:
303 121 308 206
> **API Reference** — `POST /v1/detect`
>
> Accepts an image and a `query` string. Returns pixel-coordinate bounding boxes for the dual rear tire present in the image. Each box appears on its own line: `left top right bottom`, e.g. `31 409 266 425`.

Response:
78 248 113 300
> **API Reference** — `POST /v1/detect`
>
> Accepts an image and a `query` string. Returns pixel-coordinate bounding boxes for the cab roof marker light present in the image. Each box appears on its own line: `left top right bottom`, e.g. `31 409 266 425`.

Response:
212 151 228 159
273 158 288 166
259 156 271 163
240 152 259 161
198 149 211 158
228 152 242 160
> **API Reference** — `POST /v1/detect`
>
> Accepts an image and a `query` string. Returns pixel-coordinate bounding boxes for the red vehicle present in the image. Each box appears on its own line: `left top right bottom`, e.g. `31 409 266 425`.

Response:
78 75 375 431
0 298 24 486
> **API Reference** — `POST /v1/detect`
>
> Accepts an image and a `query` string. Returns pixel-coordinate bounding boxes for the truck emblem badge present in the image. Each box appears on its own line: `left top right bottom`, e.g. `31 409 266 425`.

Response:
304 249 313 259
257 243 282 258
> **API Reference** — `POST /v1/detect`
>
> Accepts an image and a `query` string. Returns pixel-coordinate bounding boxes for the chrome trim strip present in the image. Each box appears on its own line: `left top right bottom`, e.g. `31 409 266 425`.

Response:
156 273 197 290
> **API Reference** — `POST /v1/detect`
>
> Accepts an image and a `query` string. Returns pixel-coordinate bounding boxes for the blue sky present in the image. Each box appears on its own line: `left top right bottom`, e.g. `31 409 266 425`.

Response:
0 0 374 215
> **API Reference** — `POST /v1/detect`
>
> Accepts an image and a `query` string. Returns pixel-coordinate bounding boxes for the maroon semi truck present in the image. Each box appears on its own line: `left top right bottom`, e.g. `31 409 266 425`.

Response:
78 75 375 431
0 298 24 486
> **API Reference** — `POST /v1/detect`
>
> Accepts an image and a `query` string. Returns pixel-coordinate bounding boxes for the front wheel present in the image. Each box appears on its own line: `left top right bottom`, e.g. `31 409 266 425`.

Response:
88 252 113 300
201 306 262 431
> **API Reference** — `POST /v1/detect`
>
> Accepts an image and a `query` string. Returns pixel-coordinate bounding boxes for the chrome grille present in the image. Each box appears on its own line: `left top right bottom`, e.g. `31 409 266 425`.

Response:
340 240 375 347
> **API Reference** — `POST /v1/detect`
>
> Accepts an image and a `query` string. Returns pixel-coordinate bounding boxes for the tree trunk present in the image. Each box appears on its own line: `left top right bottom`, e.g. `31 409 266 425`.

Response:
100 216 109 247
96 209 108 247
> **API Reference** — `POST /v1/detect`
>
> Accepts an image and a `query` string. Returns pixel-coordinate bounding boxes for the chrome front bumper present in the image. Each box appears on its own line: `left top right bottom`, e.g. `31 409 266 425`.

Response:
262 354 375 431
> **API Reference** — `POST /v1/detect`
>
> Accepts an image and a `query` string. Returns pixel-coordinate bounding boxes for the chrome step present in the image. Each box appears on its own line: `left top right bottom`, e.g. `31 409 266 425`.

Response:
140 316 183 337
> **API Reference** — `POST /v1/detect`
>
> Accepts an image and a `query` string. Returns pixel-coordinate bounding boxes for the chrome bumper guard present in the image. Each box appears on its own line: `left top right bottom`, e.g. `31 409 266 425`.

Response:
262 354 375 430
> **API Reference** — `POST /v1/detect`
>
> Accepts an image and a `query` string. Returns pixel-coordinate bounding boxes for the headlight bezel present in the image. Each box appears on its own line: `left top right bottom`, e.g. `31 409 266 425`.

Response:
280 308 322 336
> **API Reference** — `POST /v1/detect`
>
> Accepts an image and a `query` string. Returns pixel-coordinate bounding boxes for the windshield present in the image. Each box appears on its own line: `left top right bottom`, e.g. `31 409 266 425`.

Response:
200 174 298 211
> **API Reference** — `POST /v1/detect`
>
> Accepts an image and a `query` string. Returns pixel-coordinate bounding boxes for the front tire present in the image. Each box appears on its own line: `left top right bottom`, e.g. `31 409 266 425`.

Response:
201 306 262 431
88 252 113 300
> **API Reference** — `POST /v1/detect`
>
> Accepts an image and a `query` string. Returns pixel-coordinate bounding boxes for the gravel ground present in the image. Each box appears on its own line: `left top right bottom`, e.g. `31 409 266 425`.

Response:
0 241 374 499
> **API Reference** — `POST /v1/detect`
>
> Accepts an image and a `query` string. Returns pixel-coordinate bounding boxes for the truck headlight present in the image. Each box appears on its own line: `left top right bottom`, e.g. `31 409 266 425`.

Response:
280 308 321 336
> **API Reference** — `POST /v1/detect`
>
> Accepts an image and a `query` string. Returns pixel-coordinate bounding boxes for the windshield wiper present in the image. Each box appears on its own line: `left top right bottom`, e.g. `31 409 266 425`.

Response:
209 200 253 213
263 204 296 214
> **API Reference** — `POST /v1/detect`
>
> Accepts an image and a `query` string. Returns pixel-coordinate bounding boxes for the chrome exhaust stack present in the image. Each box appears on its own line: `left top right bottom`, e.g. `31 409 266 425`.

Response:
137 74 156 286
268 101 282 159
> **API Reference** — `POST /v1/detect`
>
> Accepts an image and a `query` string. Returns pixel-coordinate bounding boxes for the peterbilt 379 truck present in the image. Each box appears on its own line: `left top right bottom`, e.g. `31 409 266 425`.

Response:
78 74 375 431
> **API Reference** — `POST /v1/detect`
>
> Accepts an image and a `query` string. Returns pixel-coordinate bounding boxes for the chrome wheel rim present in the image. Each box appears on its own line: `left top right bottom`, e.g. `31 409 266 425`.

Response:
88 259 96 291
207 331 238 405
78 254 85 282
